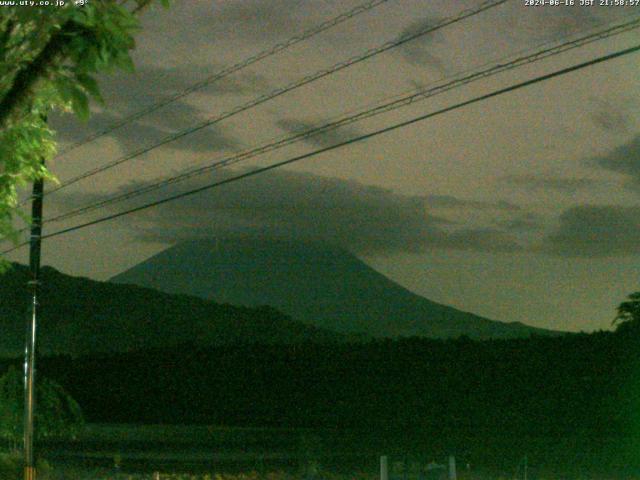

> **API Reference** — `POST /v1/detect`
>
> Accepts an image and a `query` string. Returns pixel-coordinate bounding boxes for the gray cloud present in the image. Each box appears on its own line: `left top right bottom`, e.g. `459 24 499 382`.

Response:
136 0 327 56
50 107 238 154
210 0 307 42
498 6 615 47
426 195 520 211
590 98 633 135
496 213 543 233
99 63 266 111
425 194 520 211
590 97 638 134
546 8 603 40
445 228 523 253
501 174 600 194
540 205 640 257
47 61 267 154
592 134 640 189
275 118 363 149
66 169 523 255
395 17 446 69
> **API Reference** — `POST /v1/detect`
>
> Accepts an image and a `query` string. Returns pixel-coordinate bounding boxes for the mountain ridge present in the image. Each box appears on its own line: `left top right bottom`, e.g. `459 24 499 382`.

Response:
111 237 560 339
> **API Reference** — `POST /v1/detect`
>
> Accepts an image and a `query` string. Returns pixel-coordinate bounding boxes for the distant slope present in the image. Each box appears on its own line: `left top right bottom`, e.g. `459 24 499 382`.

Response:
111 238 560 339
0 263 350 357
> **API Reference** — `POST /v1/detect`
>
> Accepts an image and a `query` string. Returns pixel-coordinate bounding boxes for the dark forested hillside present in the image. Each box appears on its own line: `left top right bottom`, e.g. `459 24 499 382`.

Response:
0 263 351 356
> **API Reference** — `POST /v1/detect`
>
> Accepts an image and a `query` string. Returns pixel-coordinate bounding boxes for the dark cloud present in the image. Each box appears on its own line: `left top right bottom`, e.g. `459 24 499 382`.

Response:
545 8 603 40
275 118 363 149
425 194 520 211
99 64 266 112
540 205 640 257
50 107 238 154
592 134 640 189
395 17 446 69
47 61 267 154
590 98 633 135
66 169 522 255
501 174 600 193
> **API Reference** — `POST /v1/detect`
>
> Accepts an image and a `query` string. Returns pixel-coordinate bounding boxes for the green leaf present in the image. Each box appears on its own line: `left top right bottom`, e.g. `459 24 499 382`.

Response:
113 52 135 73
75 73 103 104
69 86 90 121
52 77 75 104
54 76 90 121
0 0 172 247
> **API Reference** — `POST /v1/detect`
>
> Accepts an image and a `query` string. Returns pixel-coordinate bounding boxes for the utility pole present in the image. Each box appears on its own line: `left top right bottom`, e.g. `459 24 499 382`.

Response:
24 158 44 480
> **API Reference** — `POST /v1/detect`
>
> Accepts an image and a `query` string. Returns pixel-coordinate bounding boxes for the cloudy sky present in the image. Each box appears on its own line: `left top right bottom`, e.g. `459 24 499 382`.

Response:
6 0 640 333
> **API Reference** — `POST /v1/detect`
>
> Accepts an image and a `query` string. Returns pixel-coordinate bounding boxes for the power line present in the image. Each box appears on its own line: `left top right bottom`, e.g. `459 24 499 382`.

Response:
6 16 639 242
4 41 638 253
17 0 393 209
55 0 393 158
42 0 509 198
41 16 640 226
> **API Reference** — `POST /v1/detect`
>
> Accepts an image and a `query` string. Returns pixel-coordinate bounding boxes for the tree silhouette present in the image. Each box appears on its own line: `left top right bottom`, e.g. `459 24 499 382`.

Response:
0 366 83 450
613 292 640 333
0 1 170 264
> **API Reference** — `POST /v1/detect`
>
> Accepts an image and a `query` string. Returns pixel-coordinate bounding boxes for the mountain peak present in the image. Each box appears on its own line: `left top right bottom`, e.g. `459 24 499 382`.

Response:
111 237 560 340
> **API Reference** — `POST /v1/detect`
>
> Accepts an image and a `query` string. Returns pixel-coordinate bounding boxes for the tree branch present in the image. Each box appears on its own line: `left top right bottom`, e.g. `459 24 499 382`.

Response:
0 4 151 131
0 21 72 130
132 0 154 14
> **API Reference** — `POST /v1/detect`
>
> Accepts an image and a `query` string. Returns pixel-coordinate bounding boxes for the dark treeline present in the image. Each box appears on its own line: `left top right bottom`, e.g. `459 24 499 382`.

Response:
4 328 635 437
1 327 639 475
